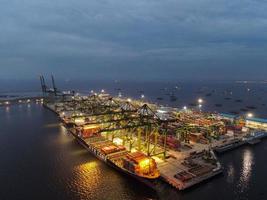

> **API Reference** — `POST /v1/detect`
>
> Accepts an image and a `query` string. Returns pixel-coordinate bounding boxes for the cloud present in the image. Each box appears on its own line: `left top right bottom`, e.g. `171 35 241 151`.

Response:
0 0 267 80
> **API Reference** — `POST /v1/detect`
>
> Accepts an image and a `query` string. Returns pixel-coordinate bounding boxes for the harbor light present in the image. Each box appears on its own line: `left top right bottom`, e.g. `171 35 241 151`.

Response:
157 109 167 114
5 101 10 105
127 98 132 102
183 106 187 110
90 90 94 94
141 94 145 99
199 104 202 108
247 113 253 118
113 138 123 145
101 89 105 93
139 158 150 169
118 92 122 97
198 98 203 104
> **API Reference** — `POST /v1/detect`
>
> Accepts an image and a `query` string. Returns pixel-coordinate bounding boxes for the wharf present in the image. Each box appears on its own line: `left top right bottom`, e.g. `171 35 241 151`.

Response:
36 75 267 192
44 101 222 191
42 100 267 190
156 148 222 190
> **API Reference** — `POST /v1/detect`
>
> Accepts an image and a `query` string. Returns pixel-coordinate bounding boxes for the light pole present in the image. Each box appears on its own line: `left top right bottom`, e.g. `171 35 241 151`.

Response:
197 98 203 112
247 113 253 118
198 98 203 104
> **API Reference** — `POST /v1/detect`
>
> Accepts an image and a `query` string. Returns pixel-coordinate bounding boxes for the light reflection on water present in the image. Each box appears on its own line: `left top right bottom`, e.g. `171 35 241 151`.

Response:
239 149 254 192
5 106 10 112
72 161 100 198
59 124 68 134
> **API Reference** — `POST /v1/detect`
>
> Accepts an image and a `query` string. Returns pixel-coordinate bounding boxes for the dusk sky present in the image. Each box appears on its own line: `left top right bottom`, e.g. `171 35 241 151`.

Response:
1 0 267 81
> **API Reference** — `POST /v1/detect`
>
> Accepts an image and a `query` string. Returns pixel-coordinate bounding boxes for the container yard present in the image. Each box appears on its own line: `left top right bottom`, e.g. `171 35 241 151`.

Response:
38 75 267 191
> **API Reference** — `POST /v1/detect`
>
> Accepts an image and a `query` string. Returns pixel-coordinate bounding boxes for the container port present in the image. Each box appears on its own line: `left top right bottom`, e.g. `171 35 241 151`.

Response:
38 75 267 191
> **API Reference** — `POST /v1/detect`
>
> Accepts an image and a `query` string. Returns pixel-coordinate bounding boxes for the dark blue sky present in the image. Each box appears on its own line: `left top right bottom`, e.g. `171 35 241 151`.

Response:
1 0 267 81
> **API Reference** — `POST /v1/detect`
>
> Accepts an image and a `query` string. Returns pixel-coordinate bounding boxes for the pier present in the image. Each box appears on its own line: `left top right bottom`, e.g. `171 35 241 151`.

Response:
37 75 225 191
15 75 266 191
44 96 224 190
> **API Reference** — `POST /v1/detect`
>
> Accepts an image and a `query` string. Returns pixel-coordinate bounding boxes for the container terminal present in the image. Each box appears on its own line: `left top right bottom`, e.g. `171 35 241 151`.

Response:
3 75 267 191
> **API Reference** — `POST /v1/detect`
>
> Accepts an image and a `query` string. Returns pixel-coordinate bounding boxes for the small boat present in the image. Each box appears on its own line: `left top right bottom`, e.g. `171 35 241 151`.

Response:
244 131 267 144
235 99 242 103
214 139 245 153
246 106 257 110
247 139 260 145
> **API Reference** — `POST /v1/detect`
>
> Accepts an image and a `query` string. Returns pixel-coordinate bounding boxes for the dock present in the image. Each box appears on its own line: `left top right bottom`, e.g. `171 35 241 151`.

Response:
11 75 266 191
157 150 222 190
43 97 224 191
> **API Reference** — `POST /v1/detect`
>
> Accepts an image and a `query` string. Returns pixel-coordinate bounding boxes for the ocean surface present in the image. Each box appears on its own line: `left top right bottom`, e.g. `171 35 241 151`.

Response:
1 81 267 200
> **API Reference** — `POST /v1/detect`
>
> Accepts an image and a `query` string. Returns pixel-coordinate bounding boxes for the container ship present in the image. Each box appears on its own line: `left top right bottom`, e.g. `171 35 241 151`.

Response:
63 120 160 188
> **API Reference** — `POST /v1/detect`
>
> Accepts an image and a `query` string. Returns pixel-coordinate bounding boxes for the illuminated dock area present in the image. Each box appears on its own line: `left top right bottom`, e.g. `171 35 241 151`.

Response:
43 94 224 190
37 76 267 191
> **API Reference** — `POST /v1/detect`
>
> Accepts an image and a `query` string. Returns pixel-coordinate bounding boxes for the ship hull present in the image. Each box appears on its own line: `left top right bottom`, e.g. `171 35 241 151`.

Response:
214 140 245 153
